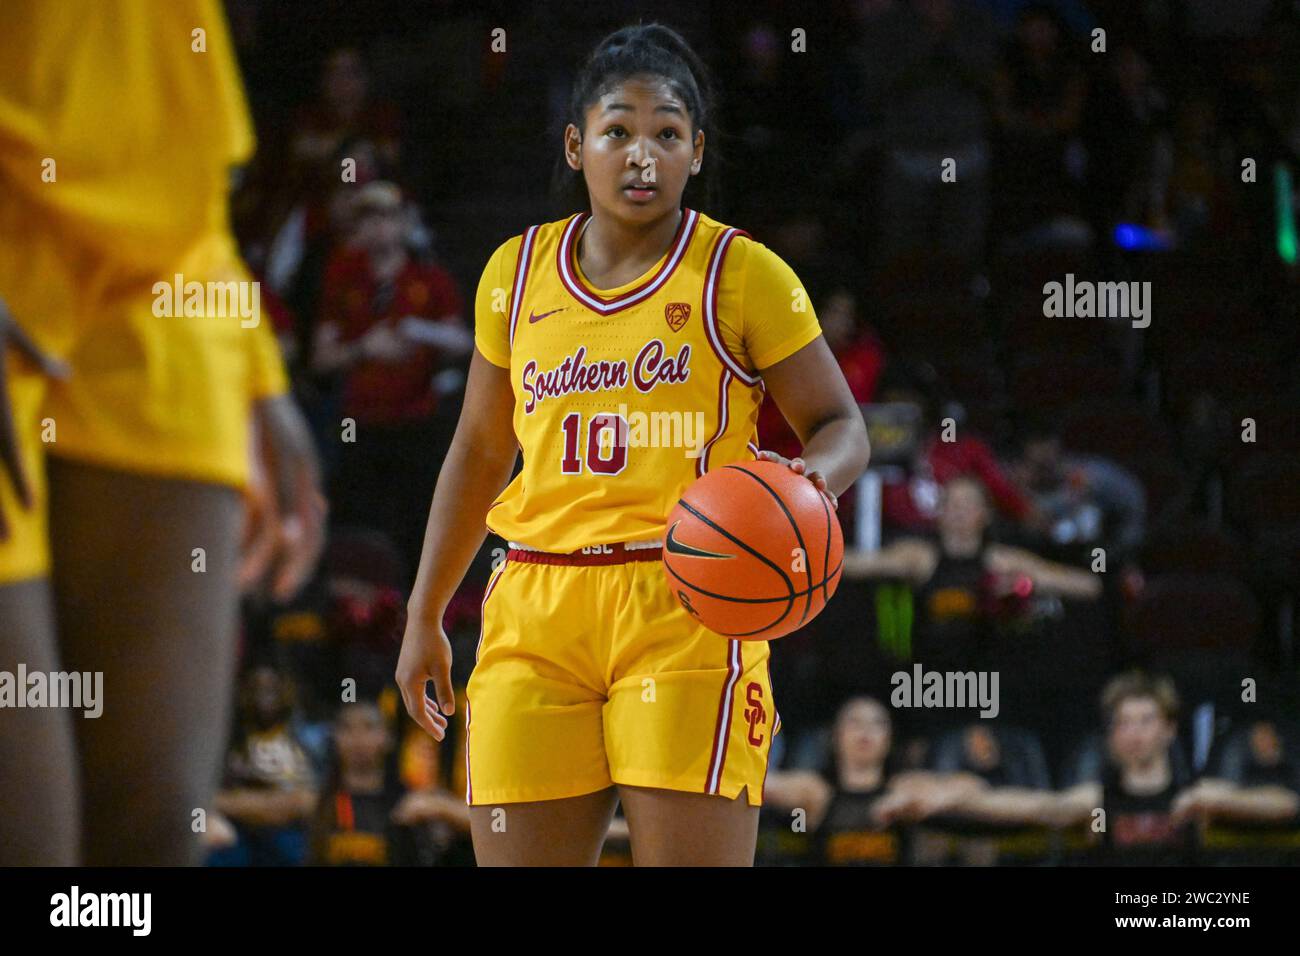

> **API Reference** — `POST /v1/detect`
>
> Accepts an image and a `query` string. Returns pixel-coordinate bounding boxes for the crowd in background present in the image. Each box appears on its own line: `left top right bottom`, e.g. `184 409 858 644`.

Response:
204 0 1300 865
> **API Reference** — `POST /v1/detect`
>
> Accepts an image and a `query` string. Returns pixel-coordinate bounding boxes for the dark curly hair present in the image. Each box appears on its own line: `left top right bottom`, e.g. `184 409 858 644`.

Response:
550 22 720 216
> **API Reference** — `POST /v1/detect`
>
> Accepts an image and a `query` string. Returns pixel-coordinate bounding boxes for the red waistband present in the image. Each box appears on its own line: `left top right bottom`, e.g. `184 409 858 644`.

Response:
505 543 664 566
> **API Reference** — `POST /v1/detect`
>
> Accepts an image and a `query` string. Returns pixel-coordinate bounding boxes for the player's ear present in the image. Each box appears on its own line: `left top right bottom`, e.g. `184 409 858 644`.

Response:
691 128 705 174
564 123 583 171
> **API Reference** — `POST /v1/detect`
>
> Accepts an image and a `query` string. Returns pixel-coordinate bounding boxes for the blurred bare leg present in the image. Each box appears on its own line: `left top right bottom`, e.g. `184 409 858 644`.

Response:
48 459 243 865
0 577 80 865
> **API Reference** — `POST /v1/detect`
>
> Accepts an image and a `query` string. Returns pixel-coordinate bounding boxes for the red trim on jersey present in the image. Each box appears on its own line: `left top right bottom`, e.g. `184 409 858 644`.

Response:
696 368 732 478
557 208 700 314
507 225 540 349
756 655 780 802
706 640 744 794
465 561 507 805
766 654 782 736
702 227 760 386
504 544 662 566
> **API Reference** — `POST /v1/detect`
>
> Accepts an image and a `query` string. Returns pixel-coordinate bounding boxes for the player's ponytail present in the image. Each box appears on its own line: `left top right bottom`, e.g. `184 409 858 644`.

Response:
550 22 721 216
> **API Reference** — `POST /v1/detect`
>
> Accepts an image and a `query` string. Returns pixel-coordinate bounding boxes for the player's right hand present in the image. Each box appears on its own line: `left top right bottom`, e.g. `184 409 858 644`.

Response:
0 296 70 540
396 615 455 740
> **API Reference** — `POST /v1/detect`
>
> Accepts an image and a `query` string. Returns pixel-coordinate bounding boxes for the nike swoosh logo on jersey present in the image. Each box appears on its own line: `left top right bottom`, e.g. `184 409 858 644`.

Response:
528 308 564 323
665 521 732 559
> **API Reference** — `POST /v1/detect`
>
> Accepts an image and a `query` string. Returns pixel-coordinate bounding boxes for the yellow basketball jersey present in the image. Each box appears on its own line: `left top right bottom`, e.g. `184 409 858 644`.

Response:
474 207 822 552
0 0 254 270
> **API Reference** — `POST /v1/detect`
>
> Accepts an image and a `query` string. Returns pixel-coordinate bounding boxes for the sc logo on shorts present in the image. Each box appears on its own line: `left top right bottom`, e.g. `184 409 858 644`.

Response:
744 682 766 746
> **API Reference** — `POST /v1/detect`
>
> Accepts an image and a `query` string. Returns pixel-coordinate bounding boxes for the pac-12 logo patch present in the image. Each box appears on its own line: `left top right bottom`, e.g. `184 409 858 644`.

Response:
665 301 691 332
744 682 766 746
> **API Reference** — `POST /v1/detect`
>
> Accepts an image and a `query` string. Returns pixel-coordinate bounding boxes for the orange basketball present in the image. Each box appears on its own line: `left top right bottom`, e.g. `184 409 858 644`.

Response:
663 460 844 640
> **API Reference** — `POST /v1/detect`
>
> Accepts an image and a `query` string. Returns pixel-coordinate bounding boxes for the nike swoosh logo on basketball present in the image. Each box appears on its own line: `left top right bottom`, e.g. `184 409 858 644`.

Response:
665 521 733 559
528 308 563 323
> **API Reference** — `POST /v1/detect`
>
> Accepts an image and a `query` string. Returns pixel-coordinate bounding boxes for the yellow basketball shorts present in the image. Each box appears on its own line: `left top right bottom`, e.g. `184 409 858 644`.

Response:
464 543 782 807
0 187 275 583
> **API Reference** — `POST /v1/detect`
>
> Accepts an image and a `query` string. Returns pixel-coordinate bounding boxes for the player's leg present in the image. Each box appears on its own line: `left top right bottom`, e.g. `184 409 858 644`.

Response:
0 324 82 864
463 560 616 865
47 459 243 865
604 560 778 866
617 785 759 866
0 578 80 865
469 788 620 866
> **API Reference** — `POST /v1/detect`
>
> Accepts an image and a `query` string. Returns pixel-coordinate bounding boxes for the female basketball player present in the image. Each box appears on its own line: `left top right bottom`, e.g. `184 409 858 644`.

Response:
0 1 324 865
397 23 870 865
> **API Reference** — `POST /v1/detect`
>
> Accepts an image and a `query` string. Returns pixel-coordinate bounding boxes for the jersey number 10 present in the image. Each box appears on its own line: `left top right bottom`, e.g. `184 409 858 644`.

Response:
560 412 629 476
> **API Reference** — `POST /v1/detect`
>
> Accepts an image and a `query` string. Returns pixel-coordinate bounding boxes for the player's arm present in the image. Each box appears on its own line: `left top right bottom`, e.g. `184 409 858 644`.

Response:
1171 778 1300 826
397 236 520 740
987 544 1102 600
757 337 870 505
396 348 518 739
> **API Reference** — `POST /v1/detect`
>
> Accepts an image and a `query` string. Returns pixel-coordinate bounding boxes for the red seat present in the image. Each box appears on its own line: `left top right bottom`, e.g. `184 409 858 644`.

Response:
1125 573 1260 654
1140 521 1248 577
1059 399 1175 463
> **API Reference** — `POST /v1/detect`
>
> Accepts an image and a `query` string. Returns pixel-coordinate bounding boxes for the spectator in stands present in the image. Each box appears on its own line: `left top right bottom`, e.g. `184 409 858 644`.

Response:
847 476 1100 675
312 181 471 577
878 384 1035 535
764 697 920 866
1010 421 1147 561
290 47 401 179
833 0 998 269
207 666 319 866
1172 719 1300 830
757 286 884 464
308 699 448 865
991 2 1089 248
1081 43 1173 243
881 672 1299 865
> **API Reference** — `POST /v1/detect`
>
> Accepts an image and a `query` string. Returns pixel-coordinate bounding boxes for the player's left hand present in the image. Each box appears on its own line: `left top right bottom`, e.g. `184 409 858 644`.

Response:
240 394 327 601
756 449 838 510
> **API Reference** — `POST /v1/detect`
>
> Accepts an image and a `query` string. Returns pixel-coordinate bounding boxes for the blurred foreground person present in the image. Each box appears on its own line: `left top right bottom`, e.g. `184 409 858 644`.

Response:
0 1 323 864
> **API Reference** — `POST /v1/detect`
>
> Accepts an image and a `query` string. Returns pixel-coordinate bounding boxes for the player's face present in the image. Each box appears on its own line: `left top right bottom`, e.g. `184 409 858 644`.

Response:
1108 698 1174 767
836 698 891 767
568 74 704 224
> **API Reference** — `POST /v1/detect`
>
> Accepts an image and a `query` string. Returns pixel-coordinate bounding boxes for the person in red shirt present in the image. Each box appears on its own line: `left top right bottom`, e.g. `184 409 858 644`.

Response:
313 182 470 579
878 384 1034 534
757 286 884 461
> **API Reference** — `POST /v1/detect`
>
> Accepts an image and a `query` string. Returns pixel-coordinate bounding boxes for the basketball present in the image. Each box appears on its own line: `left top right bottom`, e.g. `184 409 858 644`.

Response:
663 460 844 640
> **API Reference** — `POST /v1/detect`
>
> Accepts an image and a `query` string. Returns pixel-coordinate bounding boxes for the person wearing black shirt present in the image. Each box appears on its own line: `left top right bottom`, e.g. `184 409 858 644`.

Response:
763 697 926 866
309 701 442 866
877 672 1298 865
